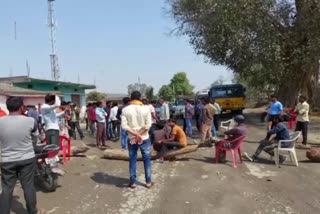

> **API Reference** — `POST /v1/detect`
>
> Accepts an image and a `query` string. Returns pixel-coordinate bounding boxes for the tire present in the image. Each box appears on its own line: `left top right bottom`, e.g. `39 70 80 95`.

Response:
41 173 58 192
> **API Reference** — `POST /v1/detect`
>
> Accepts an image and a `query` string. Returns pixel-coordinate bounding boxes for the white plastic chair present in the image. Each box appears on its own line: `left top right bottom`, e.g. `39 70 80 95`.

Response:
274 131 301 167
220 119 236 131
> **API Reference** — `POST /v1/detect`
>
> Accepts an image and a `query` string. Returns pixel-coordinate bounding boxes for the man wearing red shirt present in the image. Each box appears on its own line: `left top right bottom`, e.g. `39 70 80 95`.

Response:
89 102 97 136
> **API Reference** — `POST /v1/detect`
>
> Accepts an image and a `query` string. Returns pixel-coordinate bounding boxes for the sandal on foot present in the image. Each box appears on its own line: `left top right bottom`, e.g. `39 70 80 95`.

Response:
156 159 164 164
128 183 137 189
145 182 154 189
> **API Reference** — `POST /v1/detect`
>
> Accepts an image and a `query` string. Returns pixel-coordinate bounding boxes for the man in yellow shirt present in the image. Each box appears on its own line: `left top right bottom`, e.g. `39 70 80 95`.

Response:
295 95 309 146
156 119 187 163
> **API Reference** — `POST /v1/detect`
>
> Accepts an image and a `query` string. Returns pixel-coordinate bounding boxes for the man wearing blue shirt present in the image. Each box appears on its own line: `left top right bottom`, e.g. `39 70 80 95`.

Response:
245 116 289 163
268 95 283 130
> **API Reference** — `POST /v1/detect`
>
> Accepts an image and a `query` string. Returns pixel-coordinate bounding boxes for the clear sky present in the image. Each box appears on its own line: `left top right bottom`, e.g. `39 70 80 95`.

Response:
0 0 231 94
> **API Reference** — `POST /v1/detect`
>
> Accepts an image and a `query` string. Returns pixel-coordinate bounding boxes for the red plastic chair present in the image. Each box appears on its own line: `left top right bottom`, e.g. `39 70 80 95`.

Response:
287 109 297 130
59 136 71 164
215 136 246 168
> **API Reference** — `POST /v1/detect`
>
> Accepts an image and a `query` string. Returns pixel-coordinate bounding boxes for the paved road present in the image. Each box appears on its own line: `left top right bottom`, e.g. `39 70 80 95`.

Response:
3 110 320 214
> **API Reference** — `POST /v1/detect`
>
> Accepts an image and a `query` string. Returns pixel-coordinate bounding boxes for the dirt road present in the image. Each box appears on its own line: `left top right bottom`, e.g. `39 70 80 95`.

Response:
3 109 320 214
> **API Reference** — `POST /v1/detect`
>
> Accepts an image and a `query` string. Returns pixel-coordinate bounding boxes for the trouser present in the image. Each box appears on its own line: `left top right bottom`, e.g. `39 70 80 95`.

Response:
149 123 156 144
112 120 120 138
195 115 201 132
214 115 219 131
0 158 37 214
70 121 84 139
96 122 106 146
201 123 212 142
106 120 113 139
90 120 96 136
128 139 152 184
253 139 285 159
183 119 186 132
46 129 60 147
185 118 193 137
158 141 182 157
85 118 89 130
295 121 308 144
211 123 217 137
121 128 128 149
88 119 92 131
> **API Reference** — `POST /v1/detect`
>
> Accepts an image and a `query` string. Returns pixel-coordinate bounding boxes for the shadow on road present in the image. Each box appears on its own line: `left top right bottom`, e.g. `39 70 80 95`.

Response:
0 194 27 214
90 172 143 188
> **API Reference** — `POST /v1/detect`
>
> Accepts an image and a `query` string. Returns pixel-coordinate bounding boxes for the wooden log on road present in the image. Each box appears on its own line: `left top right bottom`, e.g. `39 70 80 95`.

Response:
306 148 320 162
102 145 198 161
57 142 90 157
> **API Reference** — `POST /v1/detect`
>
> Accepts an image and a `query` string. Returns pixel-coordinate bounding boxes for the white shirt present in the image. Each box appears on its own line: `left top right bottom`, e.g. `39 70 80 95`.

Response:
121 104 152 141
159 103 170 121
110 106 119 121
41 96 64 131
148 104 156 124
214 103 221 114
295 101 309 122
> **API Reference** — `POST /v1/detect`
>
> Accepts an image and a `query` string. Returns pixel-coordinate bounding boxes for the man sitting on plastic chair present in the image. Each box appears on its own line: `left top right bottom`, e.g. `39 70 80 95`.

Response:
245 116 290 163
217 115 247 162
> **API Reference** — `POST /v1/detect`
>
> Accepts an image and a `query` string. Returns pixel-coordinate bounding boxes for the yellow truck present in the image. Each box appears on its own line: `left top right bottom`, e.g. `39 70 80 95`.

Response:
209 84 246 114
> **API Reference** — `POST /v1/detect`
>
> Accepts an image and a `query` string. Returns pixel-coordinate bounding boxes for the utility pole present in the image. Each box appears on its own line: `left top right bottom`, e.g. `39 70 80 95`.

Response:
48 0 60 81
26 60 30 77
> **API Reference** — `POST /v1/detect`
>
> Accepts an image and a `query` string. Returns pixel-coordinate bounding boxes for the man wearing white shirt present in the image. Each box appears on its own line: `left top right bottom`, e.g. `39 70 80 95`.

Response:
41 94 65 146
159 98 170 122
110 102 120 140
121 91 152 189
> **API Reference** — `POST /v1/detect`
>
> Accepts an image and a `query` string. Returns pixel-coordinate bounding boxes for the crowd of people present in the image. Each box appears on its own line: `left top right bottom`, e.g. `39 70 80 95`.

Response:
0 92 311 213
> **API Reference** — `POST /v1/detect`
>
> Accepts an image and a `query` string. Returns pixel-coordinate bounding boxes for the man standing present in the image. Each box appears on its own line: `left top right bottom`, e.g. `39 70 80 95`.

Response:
195 98 204 132
27 105 40 131
110 102 120 140
121 91 152 189
0 97 38 214
295 95 309 146
211 99 221 136
267 95 283 130
159 98 170 122
89 102 97 136
42 94 65 147
201 97 216 143
95 101 108 148
70 103 84 140
184 99 194 138
117 97 131 149
104 101 113 140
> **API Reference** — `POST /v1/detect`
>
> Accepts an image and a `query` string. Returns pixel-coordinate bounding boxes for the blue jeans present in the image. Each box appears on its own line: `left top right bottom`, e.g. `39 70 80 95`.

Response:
128 139 152 185
185 118 193 137
90 120 96 136
211 123 217 137
121 128 128 149
106 121 113 139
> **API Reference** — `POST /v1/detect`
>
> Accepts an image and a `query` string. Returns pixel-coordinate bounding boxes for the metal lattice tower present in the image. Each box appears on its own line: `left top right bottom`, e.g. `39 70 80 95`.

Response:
48 0 60 81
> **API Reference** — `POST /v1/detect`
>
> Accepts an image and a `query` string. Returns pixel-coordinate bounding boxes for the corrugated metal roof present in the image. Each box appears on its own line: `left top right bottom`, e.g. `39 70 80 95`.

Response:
0 83 59 97
0 76 96 89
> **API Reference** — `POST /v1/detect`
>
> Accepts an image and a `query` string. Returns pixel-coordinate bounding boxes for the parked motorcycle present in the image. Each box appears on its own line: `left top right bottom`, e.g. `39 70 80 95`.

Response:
34 144 60 192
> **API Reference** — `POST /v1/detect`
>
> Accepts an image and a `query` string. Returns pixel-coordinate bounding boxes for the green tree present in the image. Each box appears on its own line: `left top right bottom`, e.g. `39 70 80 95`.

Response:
128 83 148 96
168 0 320 106
145 86 154 100
158 85 175 101
86 91 107 102
169 72 194 99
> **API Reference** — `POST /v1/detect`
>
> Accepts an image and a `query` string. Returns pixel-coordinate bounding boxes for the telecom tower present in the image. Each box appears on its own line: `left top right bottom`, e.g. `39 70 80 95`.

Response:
48 0 60 81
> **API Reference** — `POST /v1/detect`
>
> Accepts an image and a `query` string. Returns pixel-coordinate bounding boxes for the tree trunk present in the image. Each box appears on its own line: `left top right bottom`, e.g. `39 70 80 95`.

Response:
102 145 198 161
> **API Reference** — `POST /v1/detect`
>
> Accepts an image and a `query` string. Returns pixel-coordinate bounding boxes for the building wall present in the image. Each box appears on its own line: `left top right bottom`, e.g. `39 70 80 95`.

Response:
0 95 44 113
13 82 87 108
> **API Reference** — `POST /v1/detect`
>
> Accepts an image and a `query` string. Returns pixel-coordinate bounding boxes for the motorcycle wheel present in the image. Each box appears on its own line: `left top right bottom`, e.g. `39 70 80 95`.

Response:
41 173 58 192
